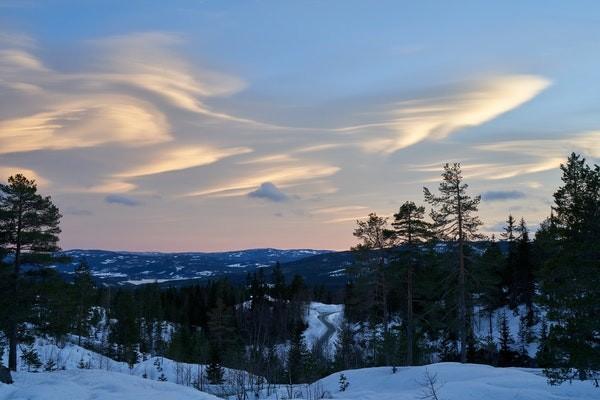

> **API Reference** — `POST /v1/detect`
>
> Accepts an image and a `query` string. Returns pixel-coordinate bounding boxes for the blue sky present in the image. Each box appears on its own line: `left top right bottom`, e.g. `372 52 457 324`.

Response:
1 1 599 251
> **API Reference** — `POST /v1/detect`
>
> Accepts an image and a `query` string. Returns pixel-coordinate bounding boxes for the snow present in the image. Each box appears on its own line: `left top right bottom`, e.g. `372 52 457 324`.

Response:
473 305 543 356
303 302 344 356
0 369 219 400
263 363 598 400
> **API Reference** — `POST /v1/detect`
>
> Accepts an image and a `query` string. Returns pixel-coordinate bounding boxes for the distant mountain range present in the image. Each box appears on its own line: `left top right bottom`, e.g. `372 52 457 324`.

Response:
52 248 345 287
48 241 508 288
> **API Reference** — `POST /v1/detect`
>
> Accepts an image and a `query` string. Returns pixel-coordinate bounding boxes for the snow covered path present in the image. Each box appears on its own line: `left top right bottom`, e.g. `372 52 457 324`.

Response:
303 302 344 357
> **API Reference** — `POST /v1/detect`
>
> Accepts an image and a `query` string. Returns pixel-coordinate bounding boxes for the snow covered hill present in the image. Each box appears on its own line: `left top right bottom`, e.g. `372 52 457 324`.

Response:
0 369 219 400
264 363 598 400
48 248 331 286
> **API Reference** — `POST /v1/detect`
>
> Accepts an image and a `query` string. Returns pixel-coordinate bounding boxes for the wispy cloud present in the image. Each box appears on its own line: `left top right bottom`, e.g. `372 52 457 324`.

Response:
116 146 252 178
105 194 142 207
336 75 550 153
0 96 171 154
476 131 600 158
185 163 340 198
481 190 526 202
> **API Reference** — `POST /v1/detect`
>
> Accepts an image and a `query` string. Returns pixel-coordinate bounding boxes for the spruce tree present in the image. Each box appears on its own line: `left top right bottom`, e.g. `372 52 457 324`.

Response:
0 174 61 372
424 163 483 363
334 322 358 370
498 312 514 367
540 153 600 383
206 343 224 384
475 238 504 343
501 215 518 307
73 261 95 346
515 218 535 324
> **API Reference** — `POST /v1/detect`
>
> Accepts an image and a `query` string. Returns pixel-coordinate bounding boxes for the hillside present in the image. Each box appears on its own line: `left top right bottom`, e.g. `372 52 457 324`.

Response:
48 248 332 286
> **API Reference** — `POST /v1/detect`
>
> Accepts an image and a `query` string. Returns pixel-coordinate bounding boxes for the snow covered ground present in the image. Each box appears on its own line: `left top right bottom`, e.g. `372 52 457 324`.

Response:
2 338 261 395
2 342 598 399
303 302 344 356
0 369 219 400
263 363 598 400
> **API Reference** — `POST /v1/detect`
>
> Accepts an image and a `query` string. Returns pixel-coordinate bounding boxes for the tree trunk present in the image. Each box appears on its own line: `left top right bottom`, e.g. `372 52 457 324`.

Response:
0 366 13 384
457 183 467 363
9 201 22 371
407 264 414 365
458 239 467 363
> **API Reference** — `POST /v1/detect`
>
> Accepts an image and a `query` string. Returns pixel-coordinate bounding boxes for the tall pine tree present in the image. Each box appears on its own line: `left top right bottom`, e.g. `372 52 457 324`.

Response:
391 201 431 365
0 174 61 373
424 163 483 363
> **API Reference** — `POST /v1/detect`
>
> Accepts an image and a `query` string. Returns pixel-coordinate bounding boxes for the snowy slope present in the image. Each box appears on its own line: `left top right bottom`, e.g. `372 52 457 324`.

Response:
4 339 261 393
0 369 219 400
303 302 344 357
265 363 598 400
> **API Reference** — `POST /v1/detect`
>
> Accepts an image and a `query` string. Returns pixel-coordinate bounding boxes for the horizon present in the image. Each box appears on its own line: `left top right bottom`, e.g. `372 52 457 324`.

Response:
2 1 600 251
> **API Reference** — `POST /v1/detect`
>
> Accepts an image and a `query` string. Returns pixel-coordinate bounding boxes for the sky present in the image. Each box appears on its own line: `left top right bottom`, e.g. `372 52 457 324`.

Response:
1 1 600 252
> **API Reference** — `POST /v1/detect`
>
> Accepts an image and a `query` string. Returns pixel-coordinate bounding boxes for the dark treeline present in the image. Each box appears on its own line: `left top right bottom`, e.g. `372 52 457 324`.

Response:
0 153 598 387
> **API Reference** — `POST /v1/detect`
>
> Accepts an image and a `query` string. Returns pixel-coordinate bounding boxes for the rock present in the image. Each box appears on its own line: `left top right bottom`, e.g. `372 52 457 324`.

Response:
0 366 13 384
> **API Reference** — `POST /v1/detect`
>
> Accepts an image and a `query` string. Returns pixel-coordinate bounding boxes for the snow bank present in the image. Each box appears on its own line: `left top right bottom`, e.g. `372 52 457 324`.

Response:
5 338 261 393
0 369 219 400
306 363 598 400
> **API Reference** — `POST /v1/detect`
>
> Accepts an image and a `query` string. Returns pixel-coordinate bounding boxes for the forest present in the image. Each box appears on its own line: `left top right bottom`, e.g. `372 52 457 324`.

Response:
0 152 598 389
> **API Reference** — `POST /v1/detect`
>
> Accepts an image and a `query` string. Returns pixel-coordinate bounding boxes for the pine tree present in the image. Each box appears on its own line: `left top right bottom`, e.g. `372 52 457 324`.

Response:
0 174 62 372
424 163 483 363
287 322 311 384
501 215 518 307
392 201 431 365
19 344 42 372
334 322 358 370
352 213 395 337
536 318 553 368
475 237 504 361
539 153 600 383
515 218 536 325
498 312 514 367
206 344 224 384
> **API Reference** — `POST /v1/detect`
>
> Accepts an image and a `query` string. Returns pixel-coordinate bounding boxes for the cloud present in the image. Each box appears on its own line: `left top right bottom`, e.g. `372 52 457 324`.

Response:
82 32 268 125
477 131 600 159
83 181 137 194
311 205 368 214
185 163 340 198
105 194 142 207
0 49 47 71
466 131 600 180
481 190 526 202
414 158 565 182
0 166 48 186
64 207 93 216
336 75 550 153
0 31 276 157
0 95 171 154
116 146 252 178
248 182 289 202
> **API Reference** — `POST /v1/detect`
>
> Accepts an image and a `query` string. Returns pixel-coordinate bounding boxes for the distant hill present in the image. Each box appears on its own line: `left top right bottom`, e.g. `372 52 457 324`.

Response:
51 248 332 286
48 241 510 287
